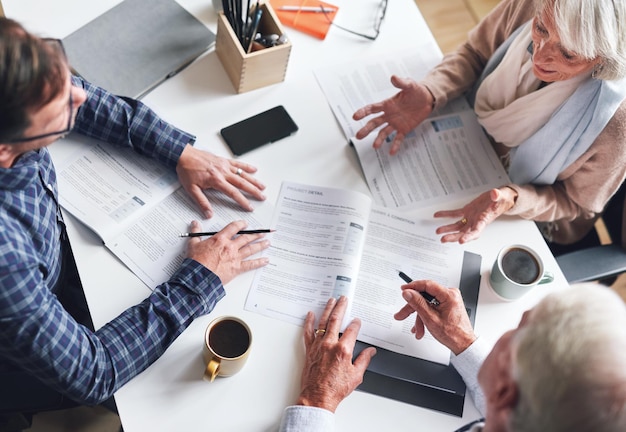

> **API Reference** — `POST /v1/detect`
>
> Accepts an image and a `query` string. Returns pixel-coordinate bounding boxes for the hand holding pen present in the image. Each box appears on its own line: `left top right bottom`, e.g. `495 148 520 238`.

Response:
393 279 476 355
397 271 440 306
185 220 270 285
179 229 274 237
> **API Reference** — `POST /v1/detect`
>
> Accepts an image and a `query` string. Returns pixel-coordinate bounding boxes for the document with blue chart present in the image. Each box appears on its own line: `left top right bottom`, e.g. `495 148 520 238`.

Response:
351 109 509 210
315 49 510 209
245 181 466 366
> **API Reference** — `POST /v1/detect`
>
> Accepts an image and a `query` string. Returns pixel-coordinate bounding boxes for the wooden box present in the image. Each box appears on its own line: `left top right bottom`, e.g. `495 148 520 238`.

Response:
216 2 292 93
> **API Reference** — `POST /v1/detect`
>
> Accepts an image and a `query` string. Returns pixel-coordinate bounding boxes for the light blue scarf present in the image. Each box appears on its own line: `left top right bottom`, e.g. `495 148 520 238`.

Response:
467 23 626 185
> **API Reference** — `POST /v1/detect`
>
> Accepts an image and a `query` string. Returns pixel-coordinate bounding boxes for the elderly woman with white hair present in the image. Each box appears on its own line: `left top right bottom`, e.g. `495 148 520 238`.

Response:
353 0 626 252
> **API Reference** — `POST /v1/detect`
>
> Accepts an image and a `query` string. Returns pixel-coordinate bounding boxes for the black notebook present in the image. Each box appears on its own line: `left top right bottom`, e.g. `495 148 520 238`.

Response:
353 251 482 417
63 0 216 98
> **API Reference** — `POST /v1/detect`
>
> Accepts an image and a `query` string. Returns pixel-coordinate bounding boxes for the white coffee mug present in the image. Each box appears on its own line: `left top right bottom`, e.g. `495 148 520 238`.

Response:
489 244 554 300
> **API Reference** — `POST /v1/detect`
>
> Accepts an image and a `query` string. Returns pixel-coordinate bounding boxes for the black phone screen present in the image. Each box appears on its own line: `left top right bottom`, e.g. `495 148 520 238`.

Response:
220 105 298 156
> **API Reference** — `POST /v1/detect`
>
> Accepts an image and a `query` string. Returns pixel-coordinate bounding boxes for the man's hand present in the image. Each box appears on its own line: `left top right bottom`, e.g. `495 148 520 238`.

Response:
176 145 266 218
394 280 476 355
296 296 376 413
185 220 269 285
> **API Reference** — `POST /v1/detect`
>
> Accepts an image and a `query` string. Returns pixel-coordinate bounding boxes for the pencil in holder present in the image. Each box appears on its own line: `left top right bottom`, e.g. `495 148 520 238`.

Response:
216 2 292 93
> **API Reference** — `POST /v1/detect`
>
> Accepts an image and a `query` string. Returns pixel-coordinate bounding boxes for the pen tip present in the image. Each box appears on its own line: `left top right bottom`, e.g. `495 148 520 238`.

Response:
179 233 188 237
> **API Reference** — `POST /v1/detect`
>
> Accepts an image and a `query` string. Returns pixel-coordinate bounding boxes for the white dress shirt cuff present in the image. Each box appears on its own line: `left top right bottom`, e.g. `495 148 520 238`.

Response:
279 405 335 432
451 336 490 416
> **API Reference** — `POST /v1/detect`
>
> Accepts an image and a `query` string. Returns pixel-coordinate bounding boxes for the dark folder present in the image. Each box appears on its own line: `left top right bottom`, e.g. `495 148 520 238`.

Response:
63 0 216 98
353 251 482 417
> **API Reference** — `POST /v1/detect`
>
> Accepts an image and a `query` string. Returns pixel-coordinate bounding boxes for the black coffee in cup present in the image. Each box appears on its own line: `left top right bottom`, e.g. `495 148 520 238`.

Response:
209 319 250 359
501 247 541 285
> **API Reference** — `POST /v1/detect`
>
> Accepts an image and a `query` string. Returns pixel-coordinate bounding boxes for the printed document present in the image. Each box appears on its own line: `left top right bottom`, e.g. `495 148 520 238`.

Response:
315 50 510 209
245 181 464 365
56 136 273 288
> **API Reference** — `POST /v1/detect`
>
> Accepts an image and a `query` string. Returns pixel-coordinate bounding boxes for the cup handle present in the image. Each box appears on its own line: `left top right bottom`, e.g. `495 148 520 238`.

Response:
204 358 220 382
539 271 554 285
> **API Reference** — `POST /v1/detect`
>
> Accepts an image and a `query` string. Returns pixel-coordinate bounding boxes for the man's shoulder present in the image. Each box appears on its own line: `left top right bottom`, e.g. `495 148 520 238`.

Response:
0 213 38 266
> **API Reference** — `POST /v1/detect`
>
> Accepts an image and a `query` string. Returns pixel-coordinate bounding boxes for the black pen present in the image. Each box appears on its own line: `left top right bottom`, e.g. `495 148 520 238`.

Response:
397 270 441 307
179 229 275 238
246 5 262 53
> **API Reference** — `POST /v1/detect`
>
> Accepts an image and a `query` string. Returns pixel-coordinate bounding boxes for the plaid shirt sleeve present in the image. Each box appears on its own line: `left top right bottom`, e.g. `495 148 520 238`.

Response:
0 253 224 405
0 78 221 405
70 75 195 170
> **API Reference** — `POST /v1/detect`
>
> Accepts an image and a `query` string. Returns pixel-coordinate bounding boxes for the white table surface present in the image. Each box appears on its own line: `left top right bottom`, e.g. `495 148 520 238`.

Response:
4 1 568 430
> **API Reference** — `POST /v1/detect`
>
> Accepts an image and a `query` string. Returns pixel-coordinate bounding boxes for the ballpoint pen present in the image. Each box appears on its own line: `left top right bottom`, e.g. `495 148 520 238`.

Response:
397 270 441 307
179 229 275 238
246 5 263 53
277 6 337 12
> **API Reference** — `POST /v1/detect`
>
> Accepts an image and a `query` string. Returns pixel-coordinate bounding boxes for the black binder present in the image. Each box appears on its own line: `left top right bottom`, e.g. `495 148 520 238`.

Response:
353 251 482 417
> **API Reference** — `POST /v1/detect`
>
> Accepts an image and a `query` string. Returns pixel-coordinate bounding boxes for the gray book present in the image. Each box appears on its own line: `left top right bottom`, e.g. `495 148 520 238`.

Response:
63 0 215 98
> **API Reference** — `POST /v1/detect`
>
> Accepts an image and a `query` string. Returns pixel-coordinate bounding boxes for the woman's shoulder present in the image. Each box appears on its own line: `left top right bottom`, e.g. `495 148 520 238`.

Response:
615 98 626 119
606 99 626 140
590 99 626 158
467 0 535 59
490 0 536 36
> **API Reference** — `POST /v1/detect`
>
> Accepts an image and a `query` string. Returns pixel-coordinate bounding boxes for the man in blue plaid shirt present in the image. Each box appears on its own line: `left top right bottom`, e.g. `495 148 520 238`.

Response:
0 17 270 419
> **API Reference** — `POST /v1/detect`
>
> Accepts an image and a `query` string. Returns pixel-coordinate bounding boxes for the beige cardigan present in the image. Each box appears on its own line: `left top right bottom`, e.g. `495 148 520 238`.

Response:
421 0 626 244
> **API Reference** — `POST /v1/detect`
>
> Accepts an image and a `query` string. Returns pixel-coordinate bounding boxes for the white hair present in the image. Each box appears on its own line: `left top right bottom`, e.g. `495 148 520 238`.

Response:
534 0 626 79
509 284 626 432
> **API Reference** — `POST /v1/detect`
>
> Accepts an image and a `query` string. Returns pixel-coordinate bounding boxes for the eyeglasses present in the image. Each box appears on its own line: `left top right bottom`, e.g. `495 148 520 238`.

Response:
322 0 387 41
7 39 75 144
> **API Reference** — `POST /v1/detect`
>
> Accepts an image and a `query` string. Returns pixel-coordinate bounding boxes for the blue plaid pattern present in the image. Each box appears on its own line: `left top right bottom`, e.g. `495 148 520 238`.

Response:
0 77 225 404
72 75 195 169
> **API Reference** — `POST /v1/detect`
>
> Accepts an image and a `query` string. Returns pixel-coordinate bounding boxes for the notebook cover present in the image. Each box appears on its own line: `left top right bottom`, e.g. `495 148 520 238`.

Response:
63 0 216 98
269 0 338 40
352 251 482 417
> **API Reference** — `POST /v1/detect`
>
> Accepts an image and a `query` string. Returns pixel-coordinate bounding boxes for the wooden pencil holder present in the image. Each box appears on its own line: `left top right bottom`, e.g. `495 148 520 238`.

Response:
216 2 292 93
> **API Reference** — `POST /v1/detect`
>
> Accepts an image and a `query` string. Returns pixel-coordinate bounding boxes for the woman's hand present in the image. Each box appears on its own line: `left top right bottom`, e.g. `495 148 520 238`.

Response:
352 76 434 155
434 187 518 244
176 145 266 218
297 296 376 413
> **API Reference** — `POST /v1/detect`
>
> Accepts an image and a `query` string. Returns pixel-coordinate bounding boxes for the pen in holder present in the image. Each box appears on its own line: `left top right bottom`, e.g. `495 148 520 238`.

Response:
216 1 292 93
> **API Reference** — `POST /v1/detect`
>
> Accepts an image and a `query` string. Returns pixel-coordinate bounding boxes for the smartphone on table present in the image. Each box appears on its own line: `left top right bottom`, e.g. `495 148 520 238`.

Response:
220 105 298 156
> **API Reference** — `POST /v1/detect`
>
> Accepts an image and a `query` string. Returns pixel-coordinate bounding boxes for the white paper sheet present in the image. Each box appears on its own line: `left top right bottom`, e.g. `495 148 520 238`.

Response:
353 109 510 208
314 49 510 209
56 138 273 288
246 181 464 365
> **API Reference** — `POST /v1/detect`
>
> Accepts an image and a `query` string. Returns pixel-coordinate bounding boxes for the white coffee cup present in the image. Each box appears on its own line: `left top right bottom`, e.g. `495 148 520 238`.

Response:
489 244 554 301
